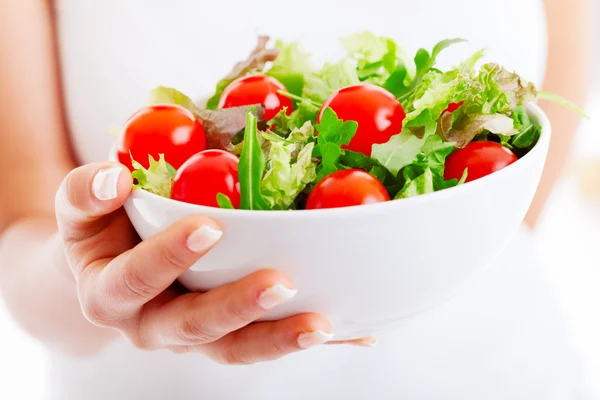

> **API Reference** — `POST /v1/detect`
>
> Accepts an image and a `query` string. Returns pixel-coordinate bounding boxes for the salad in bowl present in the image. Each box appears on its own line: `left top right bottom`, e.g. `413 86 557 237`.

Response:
111 32 583 339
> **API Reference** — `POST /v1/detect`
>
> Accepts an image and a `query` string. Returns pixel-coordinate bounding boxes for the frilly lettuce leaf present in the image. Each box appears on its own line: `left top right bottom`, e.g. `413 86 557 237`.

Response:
131 154 176 198
303 59 360 105
261 141 317 209
340 31 416 85
371 130 429 177
402 49 485 128
206 36 279 109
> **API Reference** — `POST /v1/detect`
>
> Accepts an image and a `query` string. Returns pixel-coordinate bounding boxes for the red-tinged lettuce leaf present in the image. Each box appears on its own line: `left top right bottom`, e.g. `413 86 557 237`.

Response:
195 105 265 150
442 114 517 148
206 36 279 109
146 86 265 151
478 63 537 110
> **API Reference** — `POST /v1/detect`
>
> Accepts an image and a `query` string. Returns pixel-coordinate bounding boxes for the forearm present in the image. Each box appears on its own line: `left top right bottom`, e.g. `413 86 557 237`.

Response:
526 0 592 228
0 216 118 356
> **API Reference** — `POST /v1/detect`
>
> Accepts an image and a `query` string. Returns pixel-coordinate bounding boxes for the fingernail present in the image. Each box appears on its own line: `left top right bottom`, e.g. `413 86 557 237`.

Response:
187 225 223 253
258 284 297 310
297 330 334 349
92 167 122 201
345 337 377 347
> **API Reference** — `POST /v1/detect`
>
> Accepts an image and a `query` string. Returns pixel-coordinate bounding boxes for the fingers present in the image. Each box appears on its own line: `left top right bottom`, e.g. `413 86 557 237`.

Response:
82 215 223 323
202 313 333 365
140 269 296 347
55 162 133 271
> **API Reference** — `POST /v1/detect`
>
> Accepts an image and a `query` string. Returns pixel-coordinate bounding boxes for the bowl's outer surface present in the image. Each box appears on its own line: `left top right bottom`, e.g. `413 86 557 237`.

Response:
123 104 551 340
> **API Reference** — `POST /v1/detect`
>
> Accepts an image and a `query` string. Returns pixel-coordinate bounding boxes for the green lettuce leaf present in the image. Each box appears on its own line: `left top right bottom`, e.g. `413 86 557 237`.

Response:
395 168 434 199
261 141 317 209
303 59 360 105
206 36 279 109
340 31 416 85
146 86 201 113
238 110 272 210
371 131 428 177
313 107 358 180
131 154 176 198
266 40 314 97
402 49 485 128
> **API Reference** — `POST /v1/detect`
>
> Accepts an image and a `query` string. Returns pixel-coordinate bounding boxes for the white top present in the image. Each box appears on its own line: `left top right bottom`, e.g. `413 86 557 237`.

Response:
50 1 592 399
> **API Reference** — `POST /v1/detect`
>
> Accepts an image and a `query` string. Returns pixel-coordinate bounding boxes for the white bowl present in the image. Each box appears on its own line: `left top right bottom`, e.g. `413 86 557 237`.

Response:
122 103 550 340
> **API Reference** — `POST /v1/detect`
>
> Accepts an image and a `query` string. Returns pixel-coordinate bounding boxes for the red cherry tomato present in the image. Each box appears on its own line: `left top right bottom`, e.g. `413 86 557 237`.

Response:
171 150 241 208
444 141 518 183
443 101 464 114
218 74 293 120
117 104 207 171
317 84 405 156
306 169 390 210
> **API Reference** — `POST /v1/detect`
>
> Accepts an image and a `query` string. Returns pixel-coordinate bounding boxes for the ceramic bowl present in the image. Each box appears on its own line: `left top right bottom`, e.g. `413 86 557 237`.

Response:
121 103 550 340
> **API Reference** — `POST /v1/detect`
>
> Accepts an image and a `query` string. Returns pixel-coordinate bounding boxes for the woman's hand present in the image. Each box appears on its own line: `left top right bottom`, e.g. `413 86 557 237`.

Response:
54 162 335 364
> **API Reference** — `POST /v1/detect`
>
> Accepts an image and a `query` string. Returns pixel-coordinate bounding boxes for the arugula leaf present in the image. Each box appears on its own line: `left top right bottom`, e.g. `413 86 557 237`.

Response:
313 108 358 180
339 150 379 171
266 40 314 97
389 38 466 100
512 123 541 149
146 86 265 151
131 154 176 198
537 90 590 119
238 110 272 210
206 36 279 109
216 193 235 209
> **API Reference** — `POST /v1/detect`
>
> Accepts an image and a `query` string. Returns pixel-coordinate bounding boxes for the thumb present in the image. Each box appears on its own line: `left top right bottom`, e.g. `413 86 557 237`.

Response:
55 162 133 268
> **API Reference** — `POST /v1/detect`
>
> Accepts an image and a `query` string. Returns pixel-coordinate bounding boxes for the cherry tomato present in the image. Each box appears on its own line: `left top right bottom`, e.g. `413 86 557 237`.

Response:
317 84 405 156
117 104 206 171
171 150 241 208
444 141 518 183
306 169 390 210
218 74 293 120
443 101 464 114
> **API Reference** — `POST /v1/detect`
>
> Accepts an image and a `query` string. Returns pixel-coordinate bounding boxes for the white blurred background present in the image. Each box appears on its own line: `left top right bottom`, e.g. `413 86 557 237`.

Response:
1 3 599 400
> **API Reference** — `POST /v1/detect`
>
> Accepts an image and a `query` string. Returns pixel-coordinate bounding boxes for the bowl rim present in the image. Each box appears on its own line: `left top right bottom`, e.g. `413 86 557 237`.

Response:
117 102 551 219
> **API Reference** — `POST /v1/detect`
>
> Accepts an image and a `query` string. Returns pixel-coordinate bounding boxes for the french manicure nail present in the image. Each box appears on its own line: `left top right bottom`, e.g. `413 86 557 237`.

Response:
92 167 122 201
297 330 335 349
345 337 377 347
258 284 297 309
187 225 223 253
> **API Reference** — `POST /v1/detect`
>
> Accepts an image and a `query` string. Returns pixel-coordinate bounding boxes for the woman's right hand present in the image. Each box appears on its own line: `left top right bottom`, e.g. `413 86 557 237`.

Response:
54 162 335 364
